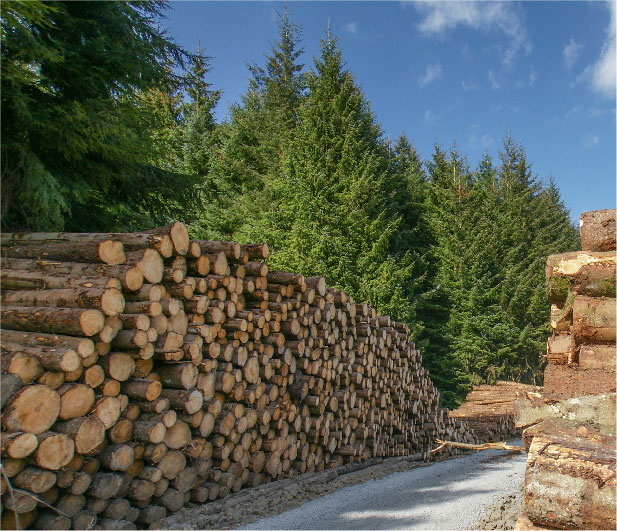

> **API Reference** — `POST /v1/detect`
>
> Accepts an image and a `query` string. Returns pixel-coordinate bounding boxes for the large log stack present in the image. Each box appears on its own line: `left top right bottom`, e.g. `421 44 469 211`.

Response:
0 223 475 530
449 381 541 442
514 209 616 531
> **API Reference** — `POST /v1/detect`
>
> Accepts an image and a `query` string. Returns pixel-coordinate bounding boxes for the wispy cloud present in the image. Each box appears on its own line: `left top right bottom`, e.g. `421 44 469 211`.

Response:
583 134 600 148
469 125 495 151
418 63 442 87
488 69 499 90
563 38 583 70
423 109 439 126
516 67 536 88
413 1 531 65
341 21 358 36
578 1 616 98
461 80 476 92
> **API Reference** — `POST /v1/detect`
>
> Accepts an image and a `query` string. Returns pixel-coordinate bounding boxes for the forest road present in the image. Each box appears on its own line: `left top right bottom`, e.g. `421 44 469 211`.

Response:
244 441 526 530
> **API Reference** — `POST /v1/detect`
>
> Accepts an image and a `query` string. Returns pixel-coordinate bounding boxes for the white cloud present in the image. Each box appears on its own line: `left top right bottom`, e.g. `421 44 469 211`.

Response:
418 63 442 86
423 109 438 126
469 125 495 150
581 1 616 98
563 38 583 70
488 69 499 90
461 80 476 91
583 134 600 148
341 21 358 36
413 1 531 65
516 67 537 88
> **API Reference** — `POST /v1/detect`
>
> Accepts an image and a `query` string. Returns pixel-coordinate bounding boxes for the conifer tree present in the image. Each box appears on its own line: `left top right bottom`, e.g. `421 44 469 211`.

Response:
201 7 306 241
0 1 199 231
266 29 415 323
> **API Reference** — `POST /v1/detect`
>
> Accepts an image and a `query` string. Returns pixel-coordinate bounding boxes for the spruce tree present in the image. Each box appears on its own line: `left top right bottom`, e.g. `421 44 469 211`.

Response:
202 7 306 241
266 29 415 323
1 1 199 231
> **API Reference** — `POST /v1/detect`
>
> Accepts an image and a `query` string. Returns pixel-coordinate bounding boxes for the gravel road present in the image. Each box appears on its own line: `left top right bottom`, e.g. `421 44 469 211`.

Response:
244 442 526 530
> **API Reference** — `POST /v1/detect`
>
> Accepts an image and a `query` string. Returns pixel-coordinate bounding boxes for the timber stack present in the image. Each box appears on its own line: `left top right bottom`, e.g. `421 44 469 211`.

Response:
449 381 541 442
514 208 616 531
0 222 475 530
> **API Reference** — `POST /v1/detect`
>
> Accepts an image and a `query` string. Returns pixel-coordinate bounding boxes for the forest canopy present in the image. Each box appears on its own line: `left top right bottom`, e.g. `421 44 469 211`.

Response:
0 2 579 406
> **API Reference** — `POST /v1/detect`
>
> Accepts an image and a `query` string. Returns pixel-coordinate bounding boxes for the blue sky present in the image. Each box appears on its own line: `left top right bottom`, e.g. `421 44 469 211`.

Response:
163 1 616 222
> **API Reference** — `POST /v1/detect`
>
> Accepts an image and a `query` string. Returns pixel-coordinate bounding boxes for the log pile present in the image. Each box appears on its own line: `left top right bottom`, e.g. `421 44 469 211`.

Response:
0 222 476 529
449 381 541 442
514 208 616 531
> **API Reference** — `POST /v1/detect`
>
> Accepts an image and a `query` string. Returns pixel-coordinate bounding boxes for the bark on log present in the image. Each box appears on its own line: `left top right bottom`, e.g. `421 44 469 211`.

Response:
0 330 95 358
546 251 616 303
543 363 616 396
2 240 125 265
524 420 616 530
580 209 616 252
2 307 106 337
571 295 616 343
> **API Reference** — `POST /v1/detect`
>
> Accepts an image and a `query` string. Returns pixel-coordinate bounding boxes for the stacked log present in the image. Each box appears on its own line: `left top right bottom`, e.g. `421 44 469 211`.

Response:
449 381 541 442
0 223 476 529
514 209 616 531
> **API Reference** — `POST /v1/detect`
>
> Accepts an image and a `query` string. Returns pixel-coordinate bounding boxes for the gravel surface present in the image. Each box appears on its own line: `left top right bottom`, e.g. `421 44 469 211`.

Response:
244 441 526 530
474 488 524 530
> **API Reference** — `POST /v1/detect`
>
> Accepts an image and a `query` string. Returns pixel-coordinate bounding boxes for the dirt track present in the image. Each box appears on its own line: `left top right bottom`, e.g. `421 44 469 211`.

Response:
245 442 526 530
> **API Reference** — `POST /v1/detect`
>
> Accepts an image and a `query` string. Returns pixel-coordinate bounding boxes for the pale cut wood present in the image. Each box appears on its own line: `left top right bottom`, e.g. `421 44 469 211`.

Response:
121 379 162 401
55 416 106 454
144 222 189 256
99 352 135 382
1 349 44 384
2 384 61 434
1 432 38 459
163 420 191 450
157 450 186 480
133 419 166 444
125 248 164 284
90 396 121 429
99 444 134 471
58 383 95 419
35 431 75 470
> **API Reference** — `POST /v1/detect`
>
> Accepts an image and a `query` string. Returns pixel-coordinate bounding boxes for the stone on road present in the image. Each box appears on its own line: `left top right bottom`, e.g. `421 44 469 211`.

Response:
245 444 526 530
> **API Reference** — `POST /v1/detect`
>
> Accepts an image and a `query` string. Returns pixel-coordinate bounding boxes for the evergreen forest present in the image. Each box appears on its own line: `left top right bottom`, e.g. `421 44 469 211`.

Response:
1 2 580 407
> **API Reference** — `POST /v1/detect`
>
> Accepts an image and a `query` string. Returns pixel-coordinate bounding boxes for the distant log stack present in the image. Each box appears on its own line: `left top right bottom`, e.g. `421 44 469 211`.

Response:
0 222 476 529
514 208 616 531
449 381 541 442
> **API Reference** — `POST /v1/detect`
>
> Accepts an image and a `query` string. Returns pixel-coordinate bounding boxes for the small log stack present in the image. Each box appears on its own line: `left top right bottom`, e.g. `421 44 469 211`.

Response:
514 208 616 531
0 222 476 529
449 381 541 442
